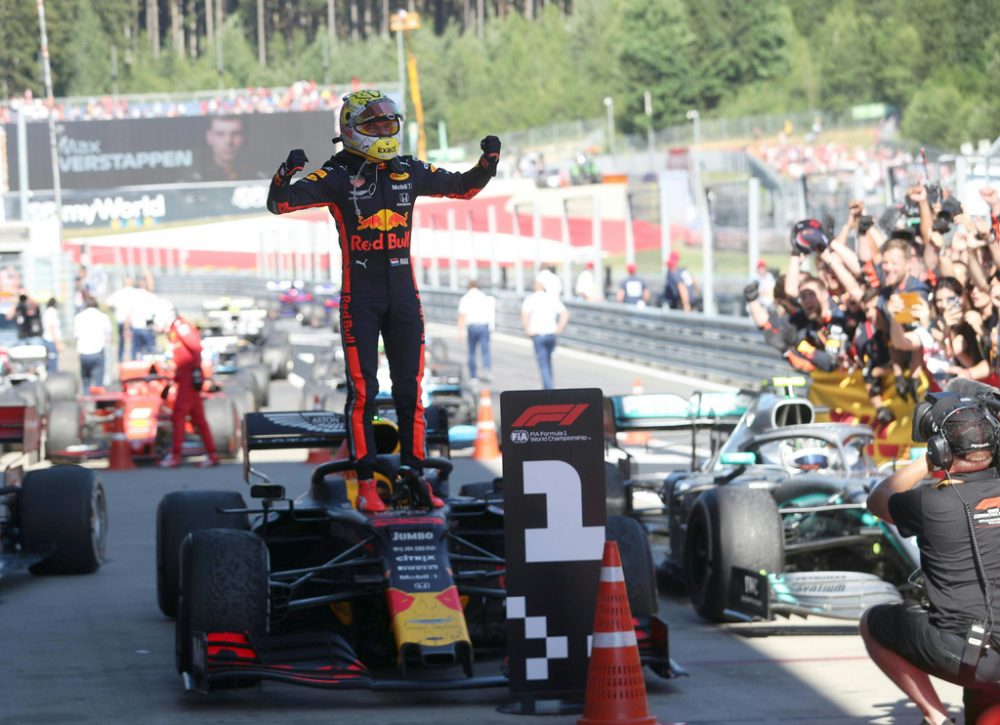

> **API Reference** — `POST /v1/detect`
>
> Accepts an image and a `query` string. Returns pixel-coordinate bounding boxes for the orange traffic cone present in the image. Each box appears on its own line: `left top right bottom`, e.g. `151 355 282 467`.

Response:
631 378 644 395
108 406 136 470
579 541 657 725
473 388 501 461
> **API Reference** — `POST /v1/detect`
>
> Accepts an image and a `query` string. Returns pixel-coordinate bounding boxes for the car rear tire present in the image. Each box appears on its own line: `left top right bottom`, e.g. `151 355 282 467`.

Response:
44 371 78 402
245 364 270 408
20 465 107 575
156 490 248 618
45 400 82 459
262 343 291 380
684 486 783 622
203 397 238 458
607 515 658 617
176 529 267 676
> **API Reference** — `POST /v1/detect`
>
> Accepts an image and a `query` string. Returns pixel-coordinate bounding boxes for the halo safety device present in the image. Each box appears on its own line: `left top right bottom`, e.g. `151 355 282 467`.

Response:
338 90 404 162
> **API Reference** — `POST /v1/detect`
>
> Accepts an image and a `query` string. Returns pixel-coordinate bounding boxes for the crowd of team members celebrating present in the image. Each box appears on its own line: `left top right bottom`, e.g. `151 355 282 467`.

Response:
745 184 1000 424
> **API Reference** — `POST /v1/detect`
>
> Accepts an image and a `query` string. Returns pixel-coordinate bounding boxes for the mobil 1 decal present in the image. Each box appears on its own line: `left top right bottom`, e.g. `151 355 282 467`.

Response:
500 388 605 696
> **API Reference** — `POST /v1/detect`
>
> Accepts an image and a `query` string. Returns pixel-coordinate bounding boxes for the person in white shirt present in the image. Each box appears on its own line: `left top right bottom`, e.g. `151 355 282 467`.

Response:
129 278 163 358
536 264 563 298
456 279 496 381
41 298 62 373
73 294 112 393
521 277 570 389
104 277 139 362
574 261 599 302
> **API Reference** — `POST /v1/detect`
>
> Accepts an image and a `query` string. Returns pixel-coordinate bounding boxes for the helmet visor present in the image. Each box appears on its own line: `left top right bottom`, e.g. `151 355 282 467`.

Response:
354 99 402 136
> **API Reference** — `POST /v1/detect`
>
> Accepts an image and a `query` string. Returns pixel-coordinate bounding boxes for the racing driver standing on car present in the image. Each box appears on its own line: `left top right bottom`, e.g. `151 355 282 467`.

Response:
267 89 500 513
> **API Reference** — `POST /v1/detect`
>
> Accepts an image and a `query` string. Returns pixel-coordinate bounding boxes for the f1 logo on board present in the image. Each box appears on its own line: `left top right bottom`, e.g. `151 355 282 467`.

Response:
511 404 588 428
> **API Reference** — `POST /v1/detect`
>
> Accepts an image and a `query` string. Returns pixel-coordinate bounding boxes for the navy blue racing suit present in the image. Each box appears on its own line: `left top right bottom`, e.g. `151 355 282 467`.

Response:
267 150 494 478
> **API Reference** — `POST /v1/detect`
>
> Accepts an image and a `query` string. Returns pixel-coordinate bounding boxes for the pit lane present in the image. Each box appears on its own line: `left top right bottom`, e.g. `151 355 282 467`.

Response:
0 322 964 724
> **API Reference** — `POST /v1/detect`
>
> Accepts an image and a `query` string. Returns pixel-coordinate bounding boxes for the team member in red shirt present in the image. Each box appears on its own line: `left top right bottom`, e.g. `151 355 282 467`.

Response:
159 312 219 469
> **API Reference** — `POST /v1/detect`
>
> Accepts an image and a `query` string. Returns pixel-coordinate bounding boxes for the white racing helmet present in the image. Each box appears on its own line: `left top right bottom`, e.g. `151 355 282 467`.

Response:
338 90 404 162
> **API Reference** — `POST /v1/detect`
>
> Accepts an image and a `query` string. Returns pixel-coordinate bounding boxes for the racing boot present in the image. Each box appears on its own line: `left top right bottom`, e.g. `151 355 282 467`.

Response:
158 453 182 468
356 478 386 513
197 453 221 469
423 479 445 509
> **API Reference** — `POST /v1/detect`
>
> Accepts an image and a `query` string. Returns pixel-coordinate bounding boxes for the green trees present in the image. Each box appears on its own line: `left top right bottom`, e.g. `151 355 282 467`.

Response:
0 0 996 152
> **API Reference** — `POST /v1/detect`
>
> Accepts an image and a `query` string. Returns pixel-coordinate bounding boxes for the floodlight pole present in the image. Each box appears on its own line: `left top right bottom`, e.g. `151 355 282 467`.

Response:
36 0 65 249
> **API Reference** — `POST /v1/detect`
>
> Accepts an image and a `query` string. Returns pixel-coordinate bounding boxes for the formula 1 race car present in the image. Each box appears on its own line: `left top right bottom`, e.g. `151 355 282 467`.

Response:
608 380 918 624
0 399 107 578
156 409 672 692
46 357 241 464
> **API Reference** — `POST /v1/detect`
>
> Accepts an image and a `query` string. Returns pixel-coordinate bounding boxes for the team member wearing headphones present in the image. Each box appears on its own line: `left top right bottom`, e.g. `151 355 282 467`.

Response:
864 399 1000 724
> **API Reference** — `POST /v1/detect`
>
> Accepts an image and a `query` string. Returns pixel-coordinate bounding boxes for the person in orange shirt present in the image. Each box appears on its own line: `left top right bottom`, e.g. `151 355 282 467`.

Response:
158 311 219 468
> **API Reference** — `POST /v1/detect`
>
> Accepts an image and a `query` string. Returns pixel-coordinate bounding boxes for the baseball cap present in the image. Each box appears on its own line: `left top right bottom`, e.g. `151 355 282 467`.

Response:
667 251 680 268
757 259 767 270
627 263 637 274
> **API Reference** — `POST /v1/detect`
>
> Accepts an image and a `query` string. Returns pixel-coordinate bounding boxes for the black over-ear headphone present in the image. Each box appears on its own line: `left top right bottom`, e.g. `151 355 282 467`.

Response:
926 403 1000 471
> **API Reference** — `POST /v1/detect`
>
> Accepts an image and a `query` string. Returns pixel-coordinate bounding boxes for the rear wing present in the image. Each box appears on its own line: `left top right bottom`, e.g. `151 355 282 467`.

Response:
604 391 750 435
243 411 348 453
241 406 451 476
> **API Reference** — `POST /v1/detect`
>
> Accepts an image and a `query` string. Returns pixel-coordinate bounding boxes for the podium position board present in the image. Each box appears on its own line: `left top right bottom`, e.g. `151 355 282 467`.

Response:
499 388 606 713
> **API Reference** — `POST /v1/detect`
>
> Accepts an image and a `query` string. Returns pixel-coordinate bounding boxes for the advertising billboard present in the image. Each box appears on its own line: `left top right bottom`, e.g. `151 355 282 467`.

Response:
3 111 339 191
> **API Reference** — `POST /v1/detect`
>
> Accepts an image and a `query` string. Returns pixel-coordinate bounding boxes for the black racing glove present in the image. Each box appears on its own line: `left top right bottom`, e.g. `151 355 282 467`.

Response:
875 405 895 426
743 282 760 303
276 149 308 185
479 135 501 176
894 374 914 401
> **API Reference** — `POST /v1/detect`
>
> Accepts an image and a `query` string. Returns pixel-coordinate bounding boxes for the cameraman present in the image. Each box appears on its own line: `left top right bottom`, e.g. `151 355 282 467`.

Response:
863 398 1000 724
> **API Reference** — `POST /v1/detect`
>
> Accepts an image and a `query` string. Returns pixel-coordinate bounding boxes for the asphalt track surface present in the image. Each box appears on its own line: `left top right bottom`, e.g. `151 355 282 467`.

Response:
0 321 967 724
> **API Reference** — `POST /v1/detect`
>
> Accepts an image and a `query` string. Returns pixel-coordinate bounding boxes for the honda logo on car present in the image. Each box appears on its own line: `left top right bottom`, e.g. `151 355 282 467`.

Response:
509 403 591 444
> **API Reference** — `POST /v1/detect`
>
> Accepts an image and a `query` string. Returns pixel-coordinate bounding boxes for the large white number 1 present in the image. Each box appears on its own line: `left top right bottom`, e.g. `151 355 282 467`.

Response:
523 460 605 563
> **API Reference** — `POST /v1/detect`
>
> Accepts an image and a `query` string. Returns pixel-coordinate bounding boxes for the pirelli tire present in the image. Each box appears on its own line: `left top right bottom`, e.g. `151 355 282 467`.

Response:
176 528 268 676
244 364 271 408
203 396 239 459
156 490 249 618
684 485 784 622
20 465 108 575
44 371 79 403
262 342 292 380
45 400 83 460
606 514 658 618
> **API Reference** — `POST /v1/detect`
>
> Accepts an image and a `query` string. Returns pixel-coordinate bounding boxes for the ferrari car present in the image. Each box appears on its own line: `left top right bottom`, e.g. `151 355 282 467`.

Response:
156 409 673 692
46 357 241 464
0 398 107 579
608 381 918 623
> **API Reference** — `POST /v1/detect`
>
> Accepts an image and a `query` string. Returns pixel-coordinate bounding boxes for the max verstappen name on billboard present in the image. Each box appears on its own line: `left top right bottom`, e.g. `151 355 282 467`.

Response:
509 403 592 444
57 135 193 173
